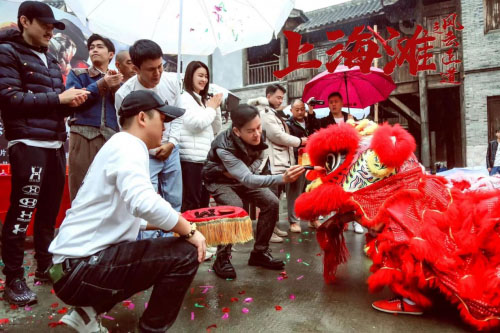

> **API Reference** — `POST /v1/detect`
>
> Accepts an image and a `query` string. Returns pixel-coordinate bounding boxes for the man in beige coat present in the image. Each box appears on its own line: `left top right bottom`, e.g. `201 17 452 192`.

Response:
248 84 307 242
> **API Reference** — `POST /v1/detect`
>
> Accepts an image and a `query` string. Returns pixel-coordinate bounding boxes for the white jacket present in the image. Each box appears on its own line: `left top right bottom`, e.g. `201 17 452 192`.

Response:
247 97 301 174
175 91 222 163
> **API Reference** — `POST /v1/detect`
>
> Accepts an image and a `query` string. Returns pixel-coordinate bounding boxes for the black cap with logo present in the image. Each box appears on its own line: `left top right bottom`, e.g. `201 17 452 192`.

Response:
119 90 185 122
18 1 66 30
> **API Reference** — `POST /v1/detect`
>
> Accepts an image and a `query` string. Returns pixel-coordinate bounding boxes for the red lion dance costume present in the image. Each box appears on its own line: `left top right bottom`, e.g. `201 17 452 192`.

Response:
295 120 500 331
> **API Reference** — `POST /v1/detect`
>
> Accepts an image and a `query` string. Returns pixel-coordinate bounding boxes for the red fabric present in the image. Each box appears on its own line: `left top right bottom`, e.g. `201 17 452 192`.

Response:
0 170 70 236
181 206 248 223
295 121 500 330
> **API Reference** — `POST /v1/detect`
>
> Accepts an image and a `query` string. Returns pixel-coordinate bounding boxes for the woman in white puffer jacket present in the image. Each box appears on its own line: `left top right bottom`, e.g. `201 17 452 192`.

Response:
176 61 222 212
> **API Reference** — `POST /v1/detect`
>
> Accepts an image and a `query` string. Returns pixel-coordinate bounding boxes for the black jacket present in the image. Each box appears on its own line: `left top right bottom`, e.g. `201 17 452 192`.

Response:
309 111 350 132
202 128 268 184
286 116 316 160
486 140 499 168
0 29 68 141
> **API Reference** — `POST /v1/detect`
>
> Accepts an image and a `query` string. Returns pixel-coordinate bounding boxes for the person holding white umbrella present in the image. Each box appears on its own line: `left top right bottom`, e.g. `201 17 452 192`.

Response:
115 40 184 239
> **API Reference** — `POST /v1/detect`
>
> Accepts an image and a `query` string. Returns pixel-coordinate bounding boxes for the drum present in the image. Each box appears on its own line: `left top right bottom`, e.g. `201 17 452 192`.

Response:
181 206 253 246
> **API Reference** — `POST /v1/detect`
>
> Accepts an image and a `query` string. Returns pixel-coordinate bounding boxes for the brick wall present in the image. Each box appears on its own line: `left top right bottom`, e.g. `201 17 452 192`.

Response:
461 0 500 166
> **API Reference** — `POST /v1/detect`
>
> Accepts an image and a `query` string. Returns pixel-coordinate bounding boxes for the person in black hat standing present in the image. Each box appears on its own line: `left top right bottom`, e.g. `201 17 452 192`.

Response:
48 90 205 333
0 1 89 306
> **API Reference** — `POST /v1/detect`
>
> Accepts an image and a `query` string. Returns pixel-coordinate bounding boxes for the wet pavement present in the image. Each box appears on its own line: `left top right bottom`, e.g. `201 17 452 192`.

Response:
0 214 473 332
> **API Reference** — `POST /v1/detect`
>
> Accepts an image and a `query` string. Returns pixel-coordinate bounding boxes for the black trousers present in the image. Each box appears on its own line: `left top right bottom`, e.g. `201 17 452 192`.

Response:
53 238 199 332
205 183 279 254
181 161 210 212
2 143 66 283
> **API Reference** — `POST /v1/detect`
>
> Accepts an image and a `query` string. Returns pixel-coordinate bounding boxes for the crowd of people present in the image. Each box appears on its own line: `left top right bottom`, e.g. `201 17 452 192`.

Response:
0 2 365 332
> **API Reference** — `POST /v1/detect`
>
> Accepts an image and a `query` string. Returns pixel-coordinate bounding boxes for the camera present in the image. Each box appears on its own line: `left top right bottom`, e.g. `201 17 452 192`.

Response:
308 98 324 106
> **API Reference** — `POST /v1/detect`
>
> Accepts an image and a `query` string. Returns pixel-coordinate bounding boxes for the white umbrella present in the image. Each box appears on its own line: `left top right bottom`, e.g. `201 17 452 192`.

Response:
64 0 294 56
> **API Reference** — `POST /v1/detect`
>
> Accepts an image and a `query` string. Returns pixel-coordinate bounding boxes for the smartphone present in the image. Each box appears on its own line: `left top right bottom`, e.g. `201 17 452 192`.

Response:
303 165 315 170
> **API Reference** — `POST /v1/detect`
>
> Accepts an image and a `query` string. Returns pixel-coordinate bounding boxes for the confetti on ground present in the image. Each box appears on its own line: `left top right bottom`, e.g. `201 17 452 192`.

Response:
191 312 195 320
194 303 205 308
230 297 239 302
145 302 148 309
238 290 246 295
48 321 64 328
289 294 296 300
10 304 18 310
279 249 284 253
57 307 68 314
206 323 217 332
286 253 291 260
222 307 230 313
242 307 249 314
243 298 253 303
50 289 55 294
24 305 32 311
221 313 229 320
275 305 283 311
200 286 213 294
277 276 283 281
297 258 302 263
190 288 194 294
316 253 322 256
297 275 304 280
50 303 59 308
101 315 115 320
302 262 310 266
34 281 42 286
0 319 9 324
298 239 303 243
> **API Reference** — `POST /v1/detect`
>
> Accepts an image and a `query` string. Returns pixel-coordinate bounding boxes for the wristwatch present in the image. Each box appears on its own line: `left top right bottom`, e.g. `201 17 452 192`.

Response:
181 223 197 239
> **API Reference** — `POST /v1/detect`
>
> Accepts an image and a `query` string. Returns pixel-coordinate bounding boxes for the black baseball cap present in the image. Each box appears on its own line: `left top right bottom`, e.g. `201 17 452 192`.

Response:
18 1 65 30
119 90 185 122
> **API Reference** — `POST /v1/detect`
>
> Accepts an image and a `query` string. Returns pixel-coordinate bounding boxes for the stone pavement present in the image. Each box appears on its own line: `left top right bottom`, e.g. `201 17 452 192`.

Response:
0 218 473 333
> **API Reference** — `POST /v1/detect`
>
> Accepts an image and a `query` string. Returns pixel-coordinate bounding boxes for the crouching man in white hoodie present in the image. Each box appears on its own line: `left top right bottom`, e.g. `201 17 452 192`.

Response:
48 90 206 333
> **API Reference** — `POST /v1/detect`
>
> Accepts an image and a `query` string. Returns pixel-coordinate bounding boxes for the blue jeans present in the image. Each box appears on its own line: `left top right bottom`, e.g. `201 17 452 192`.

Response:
490 166 500 176
138 147 182 240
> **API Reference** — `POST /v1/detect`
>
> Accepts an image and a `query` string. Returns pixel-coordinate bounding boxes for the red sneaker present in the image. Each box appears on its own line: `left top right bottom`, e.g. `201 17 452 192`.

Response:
372 297 423 315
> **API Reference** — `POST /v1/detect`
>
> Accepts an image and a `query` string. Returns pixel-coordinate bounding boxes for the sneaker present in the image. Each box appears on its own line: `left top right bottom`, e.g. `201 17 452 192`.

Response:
372 297 423 315
353 221 365 234
4 278 37 306
270 232 284 243
290 223 302 233
248 249 284 270
273 226 288 237
308 220 321 229
61 306 108 332
212 252 236 279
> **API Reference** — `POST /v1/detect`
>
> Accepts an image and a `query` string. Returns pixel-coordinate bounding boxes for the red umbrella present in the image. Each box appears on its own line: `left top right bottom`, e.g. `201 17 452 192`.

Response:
302 65 396 111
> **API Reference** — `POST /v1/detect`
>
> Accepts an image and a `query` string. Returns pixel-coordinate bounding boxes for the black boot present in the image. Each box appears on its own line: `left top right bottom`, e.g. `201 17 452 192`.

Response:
4 278 37 306
212 252 236 279
34 269 51 284
248 249 284 270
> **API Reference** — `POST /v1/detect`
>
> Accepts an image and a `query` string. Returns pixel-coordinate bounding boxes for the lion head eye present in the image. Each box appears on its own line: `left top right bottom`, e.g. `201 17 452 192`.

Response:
325 152 346 174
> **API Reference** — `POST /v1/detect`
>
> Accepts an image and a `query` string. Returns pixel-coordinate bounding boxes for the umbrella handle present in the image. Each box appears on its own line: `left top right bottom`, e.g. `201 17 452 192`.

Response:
344 72 351 114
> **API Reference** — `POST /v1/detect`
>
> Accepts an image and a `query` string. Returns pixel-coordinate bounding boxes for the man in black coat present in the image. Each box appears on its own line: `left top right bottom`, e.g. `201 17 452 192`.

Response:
486 129 500 176
0 1 88 306
285 99 319 233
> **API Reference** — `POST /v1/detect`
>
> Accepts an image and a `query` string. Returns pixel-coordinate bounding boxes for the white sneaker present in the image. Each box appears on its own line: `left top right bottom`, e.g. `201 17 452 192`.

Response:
204 246 216 261
273 226 288 237
353 222 364 234
270 232 284 243
61 306 108 333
